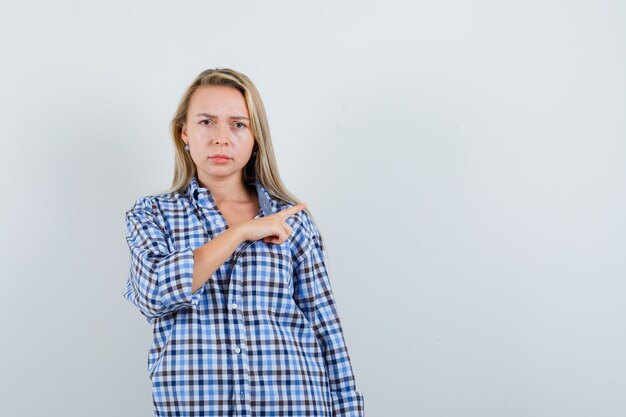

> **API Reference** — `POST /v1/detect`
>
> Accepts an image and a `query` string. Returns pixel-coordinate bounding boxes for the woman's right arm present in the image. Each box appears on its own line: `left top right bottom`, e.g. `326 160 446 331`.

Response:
124 197 306 320
191 202 308 292
190 227 246 293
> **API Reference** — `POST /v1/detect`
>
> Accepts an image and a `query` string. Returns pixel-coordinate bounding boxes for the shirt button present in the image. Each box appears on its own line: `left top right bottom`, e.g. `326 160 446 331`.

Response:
240 390 245 399
231 303 238 310
234 346 241 354
192 299 198 305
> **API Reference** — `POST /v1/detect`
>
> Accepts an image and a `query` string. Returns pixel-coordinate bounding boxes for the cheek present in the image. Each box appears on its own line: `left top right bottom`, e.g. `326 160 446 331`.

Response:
187 126 203 141
238 132 255 149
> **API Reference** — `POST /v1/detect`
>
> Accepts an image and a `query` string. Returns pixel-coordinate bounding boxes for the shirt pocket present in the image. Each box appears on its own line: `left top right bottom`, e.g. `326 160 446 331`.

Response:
147 311 177 379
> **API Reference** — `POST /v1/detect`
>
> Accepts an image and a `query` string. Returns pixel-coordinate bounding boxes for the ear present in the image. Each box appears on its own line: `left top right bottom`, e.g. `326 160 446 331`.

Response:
181 123 188 143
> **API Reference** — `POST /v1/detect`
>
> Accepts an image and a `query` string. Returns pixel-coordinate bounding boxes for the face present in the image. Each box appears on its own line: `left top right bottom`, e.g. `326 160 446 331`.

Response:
181 85 255 185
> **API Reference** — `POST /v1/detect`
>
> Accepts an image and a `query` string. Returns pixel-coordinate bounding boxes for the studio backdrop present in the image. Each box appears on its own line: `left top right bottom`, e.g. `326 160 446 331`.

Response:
0 1 624 416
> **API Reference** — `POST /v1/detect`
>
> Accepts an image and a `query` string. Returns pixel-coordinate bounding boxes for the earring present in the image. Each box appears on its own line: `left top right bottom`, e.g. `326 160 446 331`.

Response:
184 143 190 152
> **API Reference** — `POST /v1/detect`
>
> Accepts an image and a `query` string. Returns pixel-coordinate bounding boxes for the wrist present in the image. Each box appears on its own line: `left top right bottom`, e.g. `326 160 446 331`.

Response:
229 223 248 244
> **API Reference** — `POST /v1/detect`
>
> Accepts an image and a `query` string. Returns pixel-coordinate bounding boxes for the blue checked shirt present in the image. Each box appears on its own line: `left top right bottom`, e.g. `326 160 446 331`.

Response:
123 175 365 416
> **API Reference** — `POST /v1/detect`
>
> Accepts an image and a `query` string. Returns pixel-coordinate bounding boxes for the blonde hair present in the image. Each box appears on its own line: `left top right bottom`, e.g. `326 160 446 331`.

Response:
159 67 318 229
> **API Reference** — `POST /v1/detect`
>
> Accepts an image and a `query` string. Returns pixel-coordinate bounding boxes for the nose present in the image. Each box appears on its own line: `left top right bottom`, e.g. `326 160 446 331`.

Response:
213 122 231 145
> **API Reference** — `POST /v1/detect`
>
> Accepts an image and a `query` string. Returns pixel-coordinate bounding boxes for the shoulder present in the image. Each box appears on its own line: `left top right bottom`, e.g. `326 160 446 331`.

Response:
274 200 323 265
125 191 190 225
274 200 320 237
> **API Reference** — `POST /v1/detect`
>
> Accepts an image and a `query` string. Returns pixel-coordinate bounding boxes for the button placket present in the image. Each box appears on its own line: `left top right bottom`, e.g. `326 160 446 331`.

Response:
233 263 253 414
227 255 249 413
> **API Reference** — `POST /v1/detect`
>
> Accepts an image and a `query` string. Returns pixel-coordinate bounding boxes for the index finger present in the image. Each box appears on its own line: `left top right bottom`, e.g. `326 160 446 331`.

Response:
276 202 307 219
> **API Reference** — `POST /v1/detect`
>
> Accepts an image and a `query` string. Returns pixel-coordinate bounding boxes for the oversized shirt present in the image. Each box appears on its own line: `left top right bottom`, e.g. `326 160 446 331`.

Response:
123 175 365 417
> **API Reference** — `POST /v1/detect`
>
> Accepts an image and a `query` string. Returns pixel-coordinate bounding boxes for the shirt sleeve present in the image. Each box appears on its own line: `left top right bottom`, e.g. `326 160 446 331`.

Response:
292 217 365 417
123 197 195 322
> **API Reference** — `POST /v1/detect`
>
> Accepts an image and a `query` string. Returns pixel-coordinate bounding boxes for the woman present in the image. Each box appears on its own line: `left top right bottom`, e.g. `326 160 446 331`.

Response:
123 68 365 416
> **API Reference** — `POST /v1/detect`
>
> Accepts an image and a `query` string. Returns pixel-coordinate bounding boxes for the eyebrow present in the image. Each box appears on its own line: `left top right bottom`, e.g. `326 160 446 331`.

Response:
195 113 249 121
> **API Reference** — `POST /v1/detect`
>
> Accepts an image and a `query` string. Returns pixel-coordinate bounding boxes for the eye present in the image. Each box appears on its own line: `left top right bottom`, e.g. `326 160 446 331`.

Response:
199 119 212 126
234 122 247 129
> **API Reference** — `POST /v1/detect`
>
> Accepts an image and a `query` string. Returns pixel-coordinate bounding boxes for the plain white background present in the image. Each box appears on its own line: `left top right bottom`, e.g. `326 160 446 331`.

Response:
1 1 624 416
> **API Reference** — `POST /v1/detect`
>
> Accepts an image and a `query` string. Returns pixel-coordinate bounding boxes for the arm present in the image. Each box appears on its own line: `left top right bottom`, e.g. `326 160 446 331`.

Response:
190 225 246 293
123 197 245 321
292 218 365 416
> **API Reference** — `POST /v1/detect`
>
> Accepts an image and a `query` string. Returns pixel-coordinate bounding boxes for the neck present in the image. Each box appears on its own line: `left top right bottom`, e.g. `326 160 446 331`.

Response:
197 173 253 203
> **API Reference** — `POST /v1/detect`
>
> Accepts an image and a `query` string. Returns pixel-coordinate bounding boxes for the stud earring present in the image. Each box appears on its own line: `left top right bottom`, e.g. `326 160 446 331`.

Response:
184 143 190 152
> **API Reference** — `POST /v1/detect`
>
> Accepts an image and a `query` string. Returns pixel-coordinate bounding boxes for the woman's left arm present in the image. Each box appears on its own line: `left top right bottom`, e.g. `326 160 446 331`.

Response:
292 219 365 417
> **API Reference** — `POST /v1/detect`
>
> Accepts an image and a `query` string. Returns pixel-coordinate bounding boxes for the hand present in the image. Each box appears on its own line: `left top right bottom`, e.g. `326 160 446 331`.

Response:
234 202 307 245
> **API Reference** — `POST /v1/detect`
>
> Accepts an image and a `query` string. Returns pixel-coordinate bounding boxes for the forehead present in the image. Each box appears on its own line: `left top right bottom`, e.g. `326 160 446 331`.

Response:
188 85 248 115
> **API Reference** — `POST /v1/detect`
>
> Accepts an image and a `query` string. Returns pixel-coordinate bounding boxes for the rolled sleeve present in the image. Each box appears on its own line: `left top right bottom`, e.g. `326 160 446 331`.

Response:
292 217 365 416
123 197 195 321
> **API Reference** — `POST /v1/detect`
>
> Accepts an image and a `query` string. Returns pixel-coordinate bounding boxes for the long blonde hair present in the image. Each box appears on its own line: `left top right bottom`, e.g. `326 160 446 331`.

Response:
159 68 318 229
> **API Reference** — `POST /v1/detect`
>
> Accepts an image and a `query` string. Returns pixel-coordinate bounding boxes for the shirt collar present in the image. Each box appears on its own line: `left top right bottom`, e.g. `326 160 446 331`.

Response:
186 175 276 216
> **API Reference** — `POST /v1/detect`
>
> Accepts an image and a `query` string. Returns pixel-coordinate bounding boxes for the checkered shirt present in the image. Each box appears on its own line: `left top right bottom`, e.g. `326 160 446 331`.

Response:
123 175 364 416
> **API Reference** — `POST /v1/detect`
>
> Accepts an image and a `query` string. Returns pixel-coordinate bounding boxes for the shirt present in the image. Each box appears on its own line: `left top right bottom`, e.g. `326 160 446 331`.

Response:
123 175 365 417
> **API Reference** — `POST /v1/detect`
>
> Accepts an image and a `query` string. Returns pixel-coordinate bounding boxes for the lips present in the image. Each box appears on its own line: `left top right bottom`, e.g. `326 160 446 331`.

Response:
209 154 232 163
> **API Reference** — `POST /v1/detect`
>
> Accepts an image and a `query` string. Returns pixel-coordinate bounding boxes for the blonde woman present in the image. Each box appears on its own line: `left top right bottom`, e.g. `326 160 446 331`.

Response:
123 68 364 416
